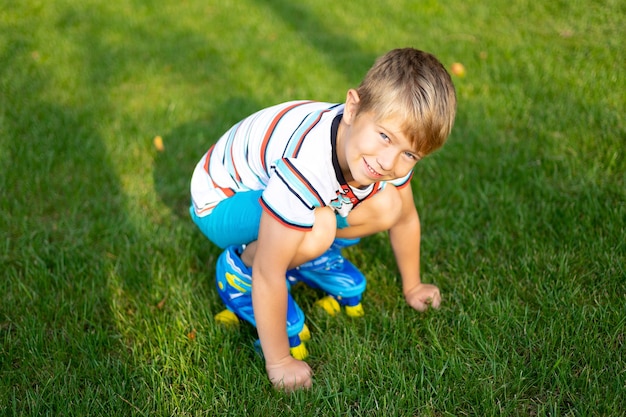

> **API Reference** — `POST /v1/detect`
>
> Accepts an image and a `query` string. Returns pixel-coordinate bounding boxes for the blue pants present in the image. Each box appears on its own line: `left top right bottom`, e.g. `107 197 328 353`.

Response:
190 190 264 249
190 190 349 249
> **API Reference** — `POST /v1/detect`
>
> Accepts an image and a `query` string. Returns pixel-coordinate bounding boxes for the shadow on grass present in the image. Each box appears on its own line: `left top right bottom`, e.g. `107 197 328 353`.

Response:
0 4 202 413
153 97 264 221
0 83 147 414
257 0 378 81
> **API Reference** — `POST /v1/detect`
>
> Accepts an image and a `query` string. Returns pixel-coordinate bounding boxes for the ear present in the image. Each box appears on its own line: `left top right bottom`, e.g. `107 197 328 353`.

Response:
343 89 360 125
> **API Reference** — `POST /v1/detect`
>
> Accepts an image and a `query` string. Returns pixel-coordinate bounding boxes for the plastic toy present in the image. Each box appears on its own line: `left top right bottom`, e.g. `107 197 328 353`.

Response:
213 245 310 360
287 238 366 317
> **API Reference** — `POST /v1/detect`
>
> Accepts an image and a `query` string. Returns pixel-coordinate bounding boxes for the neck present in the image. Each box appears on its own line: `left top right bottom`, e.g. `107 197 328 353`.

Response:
335 118 354 184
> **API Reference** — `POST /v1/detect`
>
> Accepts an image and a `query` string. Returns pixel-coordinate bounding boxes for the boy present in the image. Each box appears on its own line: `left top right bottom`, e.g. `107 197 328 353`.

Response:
190 48 456 391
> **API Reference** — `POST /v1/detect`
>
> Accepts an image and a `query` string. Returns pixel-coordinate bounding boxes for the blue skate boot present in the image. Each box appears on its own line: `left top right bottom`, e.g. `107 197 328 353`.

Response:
287 238 366 318
214 245 310 360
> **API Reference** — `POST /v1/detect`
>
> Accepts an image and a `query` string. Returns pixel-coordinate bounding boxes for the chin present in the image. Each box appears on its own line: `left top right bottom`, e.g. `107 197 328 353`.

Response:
355 177 376 187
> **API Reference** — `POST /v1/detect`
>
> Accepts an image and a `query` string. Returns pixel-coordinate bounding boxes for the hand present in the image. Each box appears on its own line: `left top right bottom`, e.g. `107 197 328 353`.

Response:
266 355 313 391
404 283 441 312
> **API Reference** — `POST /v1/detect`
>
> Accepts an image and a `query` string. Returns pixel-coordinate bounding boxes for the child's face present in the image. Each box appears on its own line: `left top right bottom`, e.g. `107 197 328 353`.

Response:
340 110 421 188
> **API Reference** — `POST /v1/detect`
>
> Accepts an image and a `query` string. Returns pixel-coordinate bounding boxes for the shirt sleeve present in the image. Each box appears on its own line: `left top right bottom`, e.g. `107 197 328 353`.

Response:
260 158 332 230
388 170 413 189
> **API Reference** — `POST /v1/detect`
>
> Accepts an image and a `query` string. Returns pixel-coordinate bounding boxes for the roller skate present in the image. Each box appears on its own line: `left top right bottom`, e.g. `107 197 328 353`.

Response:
214 245 310 360
287 238 366 318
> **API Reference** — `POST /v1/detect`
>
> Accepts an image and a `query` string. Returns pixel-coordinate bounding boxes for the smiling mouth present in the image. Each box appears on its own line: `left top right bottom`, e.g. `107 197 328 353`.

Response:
364 158 383 178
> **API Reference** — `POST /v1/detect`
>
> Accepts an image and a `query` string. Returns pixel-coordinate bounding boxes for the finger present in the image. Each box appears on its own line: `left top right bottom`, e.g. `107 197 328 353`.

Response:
273 378 298 392
431 297 441 309
430 291 442 309
412 299 428 312
274 376 312 392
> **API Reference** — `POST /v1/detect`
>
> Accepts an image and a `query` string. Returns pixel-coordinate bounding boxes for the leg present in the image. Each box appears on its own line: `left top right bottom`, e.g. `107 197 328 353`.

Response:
214 245 311 359
190 190 264 249
241 206 336 269
337 184 403 240
192 192 318 359
287 185 403 317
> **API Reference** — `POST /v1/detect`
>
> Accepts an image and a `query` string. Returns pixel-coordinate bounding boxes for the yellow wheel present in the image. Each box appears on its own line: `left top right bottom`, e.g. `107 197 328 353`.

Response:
315 296 341 316
345 303 365 318
299 324 311 342
290 343 309 360
214 309 240 327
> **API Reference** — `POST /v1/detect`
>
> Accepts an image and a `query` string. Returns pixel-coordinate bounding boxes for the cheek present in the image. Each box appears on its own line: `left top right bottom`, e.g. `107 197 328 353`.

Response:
348 136 372 157
396 160 417 176
359 134 383 154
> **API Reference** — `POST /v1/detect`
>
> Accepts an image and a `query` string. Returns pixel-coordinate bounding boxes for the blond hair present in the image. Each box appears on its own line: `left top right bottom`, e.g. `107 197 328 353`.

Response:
356 48 457 155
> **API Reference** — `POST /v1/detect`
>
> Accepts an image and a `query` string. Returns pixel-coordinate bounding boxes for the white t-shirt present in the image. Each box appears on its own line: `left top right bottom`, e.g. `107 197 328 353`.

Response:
190 101 412 230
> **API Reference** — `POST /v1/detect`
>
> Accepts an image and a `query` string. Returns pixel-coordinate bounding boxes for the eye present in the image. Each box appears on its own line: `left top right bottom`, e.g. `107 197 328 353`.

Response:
380 132 391 142
404 151 419 161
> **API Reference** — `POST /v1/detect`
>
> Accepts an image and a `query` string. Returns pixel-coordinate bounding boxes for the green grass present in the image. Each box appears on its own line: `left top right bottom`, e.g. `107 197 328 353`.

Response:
1 0 624 415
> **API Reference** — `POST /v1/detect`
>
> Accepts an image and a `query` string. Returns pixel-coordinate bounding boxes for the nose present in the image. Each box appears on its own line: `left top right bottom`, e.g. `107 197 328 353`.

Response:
376 148 398 172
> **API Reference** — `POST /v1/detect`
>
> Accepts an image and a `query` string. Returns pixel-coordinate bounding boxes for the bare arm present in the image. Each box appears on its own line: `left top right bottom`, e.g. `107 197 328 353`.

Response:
252 210 312 390
388 185 441 311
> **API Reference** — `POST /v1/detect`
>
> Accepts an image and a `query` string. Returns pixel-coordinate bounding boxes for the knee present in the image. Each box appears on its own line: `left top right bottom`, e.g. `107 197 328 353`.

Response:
369 185 403 229
299 207 336 260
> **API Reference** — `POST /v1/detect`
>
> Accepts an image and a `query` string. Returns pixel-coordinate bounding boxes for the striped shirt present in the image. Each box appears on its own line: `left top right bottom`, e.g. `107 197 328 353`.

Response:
190 101 412 231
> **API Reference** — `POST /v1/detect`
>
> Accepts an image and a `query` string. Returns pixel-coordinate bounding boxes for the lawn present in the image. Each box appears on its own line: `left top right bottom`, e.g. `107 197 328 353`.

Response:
1 0 624 415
